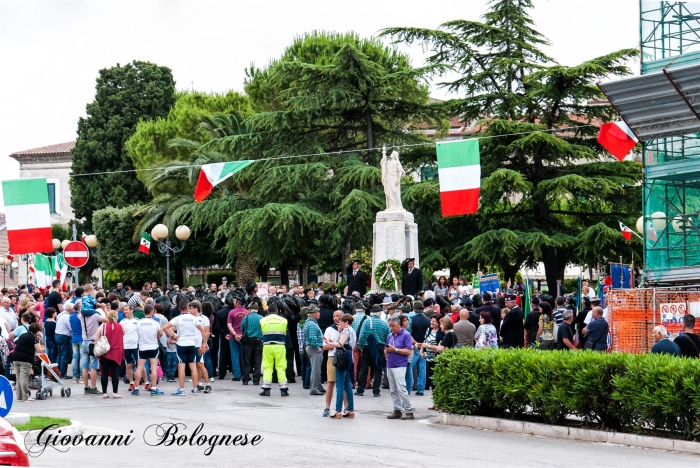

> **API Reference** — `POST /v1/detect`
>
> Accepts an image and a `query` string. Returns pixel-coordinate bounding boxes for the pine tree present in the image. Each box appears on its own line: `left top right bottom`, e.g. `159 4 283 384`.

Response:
383 0 642 287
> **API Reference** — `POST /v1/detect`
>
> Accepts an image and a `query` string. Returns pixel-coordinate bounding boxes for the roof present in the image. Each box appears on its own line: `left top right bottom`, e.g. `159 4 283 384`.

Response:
10 141 75 158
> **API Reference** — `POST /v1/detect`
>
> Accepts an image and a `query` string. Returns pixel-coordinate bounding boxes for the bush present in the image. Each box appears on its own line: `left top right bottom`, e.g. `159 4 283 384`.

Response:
432 348 700 439
206 271 235 286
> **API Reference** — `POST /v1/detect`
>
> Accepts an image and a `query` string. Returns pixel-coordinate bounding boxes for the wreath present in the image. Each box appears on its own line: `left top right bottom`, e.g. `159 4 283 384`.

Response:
374 259 402 291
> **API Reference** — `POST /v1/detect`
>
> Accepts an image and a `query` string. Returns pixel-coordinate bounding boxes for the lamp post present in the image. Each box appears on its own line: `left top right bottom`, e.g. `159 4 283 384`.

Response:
151 224 190 289
84 235 102 288
0 257 10 288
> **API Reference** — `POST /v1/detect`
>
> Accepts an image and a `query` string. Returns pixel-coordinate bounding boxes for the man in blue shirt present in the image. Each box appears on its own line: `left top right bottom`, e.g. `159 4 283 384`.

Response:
582 307 609 352
651 325 681 356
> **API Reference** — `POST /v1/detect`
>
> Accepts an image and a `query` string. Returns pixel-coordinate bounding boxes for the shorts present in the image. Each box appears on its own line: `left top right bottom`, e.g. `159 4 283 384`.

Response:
326 355 336 382
138 348 159 360
176 345 196 364
80 341 99 370
124 348 139 365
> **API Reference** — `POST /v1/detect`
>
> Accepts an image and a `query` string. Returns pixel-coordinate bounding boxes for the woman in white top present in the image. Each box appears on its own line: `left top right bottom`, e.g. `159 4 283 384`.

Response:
328 313 356 419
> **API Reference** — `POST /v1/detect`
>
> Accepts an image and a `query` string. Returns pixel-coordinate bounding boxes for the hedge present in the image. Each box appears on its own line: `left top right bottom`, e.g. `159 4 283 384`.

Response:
432 348 700 440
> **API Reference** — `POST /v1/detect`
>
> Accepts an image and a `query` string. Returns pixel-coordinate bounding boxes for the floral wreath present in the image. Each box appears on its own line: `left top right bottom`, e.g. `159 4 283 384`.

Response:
374 259 402 291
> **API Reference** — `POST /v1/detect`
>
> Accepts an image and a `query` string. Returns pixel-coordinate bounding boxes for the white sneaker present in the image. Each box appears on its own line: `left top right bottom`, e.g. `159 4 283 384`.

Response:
210 377 214 382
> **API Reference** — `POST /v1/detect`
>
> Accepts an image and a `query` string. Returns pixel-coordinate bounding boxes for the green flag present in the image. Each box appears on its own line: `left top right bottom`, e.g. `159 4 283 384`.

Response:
523 278 531 318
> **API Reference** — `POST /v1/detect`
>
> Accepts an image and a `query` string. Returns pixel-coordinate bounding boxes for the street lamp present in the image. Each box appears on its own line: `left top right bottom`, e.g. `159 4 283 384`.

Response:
151 224 190 289
0 257 11 288
83 235 103 288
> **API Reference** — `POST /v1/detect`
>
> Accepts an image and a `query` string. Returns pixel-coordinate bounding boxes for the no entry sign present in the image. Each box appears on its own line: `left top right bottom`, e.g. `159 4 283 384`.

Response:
63 241 89 268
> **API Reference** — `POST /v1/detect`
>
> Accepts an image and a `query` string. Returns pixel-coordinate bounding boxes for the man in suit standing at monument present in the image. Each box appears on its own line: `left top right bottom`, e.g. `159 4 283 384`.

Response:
346 260 368 296
401 258 423 298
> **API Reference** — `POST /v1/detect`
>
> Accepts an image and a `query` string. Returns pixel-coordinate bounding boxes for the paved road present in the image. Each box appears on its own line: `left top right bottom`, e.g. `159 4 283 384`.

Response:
14 378 699 467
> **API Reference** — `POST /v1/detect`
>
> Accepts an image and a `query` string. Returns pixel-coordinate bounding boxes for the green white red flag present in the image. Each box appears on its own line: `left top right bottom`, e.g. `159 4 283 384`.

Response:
436 139 481 217
194 161 253 203
1 178 53 254
139 232 152 254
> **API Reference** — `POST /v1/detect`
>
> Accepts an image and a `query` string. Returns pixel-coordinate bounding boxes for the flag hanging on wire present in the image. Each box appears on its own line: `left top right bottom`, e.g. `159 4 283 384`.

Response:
194 161 254 203
436 139 481 216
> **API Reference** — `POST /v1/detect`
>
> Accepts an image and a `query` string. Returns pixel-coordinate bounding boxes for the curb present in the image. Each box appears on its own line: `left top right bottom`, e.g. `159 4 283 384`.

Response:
5 412 30 425
21 421 83 446
440 413 700 455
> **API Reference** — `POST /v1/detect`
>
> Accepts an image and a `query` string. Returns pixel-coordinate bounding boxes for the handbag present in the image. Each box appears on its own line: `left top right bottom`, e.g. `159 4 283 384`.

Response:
93 324 111 357
332 347 348 369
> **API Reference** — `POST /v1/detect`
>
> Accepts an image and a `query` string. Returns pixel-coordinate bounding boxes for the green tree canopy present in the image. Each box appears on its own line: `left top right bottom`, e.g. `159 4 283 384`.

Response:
70 61 176 230
383 0 642 286
125 90 251 183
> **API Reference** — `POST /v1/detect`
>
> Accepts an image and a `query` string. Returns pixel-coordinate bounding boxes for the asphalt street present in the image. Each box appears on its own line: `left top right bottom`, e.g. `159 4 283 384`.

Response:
14 377 700 468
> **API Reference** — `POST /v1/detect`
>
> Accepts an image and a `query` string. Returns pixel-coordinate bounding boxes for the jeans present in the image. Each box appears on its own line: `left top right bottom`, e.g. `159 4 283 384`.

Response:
409 348 426 394
301 353 311 388
388 366 412 413
334 354 354 412
46 338 57 365
165 352 178 379
229 339 242 379
405 364 413 396
54 334 72 378
71 341 82 378
204 337 213 378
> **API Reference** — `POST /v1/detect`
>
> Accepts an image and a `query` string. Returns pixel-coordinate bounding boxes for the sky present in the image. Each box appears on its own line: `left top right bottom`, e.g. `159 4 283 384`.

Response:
0 0 640 207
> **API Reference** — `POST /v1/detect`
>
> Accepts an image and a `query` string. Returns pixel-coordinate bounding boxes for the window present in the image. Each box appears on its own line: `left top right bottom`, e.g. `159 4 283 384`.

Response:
47 183 56 214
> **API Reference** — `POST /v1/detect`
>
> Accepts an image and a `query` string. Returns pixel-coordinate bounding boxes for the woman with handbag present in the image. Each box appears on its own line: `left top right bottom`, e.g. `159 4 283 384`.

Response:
14 322 43 402
329 314 356 419
94 310 124 398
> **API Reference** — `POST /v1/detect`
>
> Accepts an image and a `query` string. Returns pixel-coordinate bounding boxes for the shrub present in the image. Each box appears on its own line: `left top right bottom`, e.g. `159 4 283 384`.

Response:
433 348 700 439
206 271 236 286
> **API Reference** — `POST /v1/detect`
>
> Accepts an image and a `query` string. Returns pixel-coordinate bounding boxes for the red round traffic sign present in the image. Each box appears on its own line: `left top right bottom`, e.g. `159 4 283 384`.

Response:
63 241 90 268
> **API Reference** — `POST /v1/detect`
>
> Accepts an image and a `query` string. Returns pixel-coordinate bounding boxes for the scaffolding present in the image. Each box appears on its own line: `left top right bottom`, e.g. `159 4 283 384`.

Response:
640 2 700 284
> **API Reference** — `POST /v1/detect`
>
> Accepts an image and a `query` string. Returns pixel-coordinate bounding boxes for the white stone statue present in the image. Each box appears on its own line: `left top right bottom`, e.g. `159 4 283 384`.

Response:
380 146 405 211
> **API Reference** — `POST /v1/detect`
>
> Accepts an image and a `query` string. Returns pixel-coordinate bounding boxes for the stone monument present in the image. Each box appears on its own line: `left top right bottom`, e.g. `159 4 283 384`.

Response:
371 146 420 291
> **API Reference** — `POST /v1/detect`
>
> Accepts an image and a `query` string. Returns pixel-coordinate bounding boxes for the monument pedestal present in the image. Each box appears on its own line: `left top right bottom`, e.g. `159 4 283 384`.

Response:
371 209 419 292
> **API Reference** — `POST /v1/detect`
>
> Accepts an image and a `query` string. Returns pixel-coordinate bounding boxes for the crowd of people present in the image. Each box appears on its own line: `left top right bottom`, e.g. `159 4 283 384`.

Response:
0 258 697 414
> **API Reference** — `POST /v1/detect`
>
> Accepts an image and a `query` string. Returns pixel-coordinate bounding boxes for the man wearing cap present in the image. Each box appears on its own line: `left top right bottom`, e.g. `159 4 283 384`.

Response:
356 304 390 397
408 301 429 395
401 259 424 298
346 260 368 297
500 295 524 348
241 303 264 385
259 303 289 397
219 277 228 291
303 306 325 395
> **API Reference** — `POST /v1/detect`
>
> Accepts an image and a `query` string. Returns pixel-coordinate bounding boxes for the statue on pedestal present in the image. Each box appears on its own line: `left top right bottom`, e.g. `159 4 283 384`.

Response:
380 146 405 211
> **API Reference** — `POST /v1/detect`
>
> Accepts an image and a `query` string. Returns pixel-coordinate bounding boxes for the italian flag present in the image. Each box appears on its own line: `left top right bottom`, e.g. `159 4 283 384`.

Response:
1 178 53 254
55 254 69 289
436 139 481 217
598 121 638 161
194 161 253 203
139 232 152 254
619 221 633 241
34 253 55 288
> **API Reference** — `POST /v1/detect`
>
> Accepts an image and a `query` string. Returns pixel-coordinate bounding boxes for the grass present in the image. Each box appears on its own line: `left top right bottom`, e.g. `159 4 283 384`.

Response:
14 416 71 432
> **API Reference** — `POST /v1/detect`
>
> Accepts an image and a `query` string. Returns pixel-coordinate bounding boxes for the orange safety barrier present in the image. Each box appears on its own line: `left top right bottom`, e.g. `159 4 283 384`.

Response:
607 288 700 354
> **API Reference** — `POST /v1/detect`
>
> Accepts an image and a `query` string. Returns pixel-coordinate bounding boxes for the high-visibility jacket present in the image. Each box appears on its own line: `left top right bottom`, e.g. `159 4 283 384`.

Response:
260 313 287 345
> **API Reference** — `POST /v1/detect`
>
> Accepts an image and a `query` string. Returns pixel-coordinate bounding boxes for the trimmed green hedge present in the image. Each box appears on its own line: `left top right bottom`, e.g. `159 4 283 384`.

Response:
433 348 700 440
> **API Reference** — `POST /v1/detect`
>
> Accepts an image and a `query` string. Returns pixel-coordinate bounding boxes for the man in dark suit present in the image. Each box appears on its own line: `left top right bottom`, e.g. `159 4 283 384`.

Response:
401 258 424 297
346 260 368 296
500 294 524 348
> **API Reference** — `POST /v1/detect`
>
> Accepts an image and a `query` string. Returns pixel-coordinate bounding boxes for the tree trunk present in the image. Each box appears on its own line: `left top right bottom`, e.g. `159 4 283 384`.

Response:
235 249 257 287
365 107 375 165
341 241 352 282
449 263 460 281
257 264 268 282
280 260 289 288
173 258 184 289
542 247 565 297
301 262 309 287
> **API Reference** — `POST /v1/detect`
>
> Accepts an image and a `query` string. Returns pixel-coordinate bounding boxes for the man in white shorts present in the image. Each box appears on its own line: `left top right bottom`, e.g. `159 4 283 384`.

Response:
189 301 212 393
120 304 140 392
131 305 164 396
163 299 205 396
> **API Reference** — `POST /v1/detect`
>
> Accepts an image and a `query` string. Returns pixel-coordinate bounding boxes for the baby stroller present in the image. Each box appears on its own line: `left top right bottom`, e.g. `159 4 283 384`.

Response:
32 353 71 400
